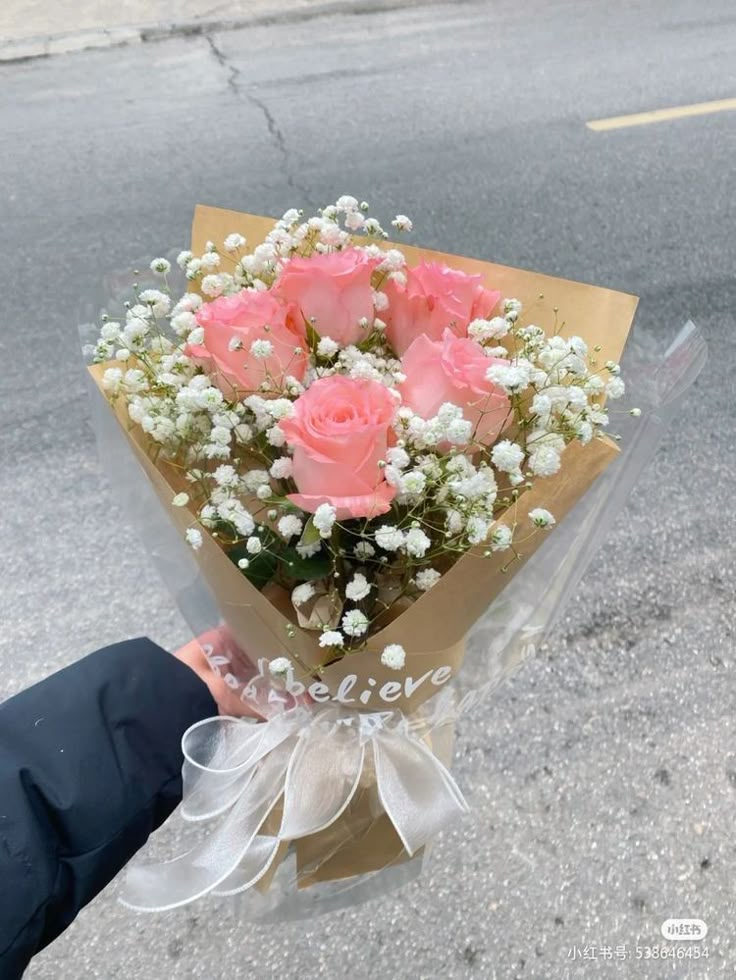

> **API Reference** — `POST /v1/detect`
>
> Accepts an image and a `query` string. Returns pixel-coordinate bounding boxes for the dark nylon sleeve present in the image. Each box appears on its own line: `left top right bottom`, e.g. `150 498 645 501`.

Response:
0 637 217 979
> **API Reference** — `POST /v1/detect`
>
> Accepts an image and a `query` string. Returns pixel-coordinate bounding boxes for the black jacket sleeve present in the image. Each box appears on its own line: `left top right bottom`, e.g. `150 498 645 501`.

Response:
0 637 217 979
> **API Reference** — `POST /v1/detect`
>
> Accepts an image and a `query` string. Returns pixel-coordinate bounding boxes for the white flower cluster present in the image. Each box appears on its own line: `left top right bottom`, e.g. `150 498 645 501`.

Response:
197 464 256 538
393 402 475 452
476 302 624 483
303 342 406 388
169 197 398 297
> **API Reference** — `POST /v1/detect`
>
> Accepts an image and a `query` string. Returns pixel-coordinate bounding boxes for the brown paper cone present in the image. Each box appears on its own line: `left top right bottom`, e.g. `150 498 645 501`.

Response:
87 206 638 715
87 207 638 887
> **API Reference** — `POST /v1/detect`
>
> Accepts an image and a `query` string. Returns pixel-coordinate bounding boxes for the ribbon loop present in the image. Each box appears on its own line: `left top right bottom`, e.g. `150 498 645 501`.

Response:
181 712 305 821
280 720 366 840
122 738 296 911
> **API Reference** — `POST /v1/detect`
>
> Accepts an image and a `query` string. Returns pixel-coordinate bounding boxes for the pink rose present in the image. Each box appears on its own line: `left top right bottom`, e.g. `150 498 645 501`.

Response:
399 329 510 445
383 260 501 355
188 290 307 394
274 247 379 346
280 375 398 519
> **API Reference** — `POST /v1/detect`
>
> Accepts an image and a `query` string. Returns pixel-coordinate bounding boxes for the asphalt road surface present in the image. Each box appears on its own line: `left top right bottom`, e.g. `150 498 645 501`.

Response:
1 1 735 977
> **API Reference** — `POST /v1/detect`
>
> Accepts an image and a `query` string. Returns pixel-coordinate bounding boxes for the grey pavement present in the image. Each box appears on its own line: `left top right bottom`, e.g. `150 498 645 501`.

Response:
1 0 735 977
0 0 437 62
1 0 316 42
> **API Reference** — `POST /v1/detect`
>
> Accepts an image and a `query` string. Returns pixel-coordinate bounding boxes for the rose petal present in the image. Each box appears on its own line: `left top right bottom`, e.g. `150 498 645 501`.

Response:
287 482 396 521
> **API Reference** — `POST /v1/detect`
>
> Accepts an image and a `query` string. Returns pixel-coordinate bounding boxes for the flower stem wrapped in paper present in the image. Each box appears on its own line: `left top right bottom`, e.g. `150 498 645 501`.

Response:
83 198 706 917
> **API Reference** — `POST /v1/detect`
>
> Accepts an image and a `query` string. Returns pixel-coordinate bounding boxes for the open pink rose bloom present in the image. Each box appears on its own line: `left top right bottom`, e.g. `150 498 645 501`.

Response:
274 246 380 347
186 289 308 393
280 375 399 519
383 259 502 355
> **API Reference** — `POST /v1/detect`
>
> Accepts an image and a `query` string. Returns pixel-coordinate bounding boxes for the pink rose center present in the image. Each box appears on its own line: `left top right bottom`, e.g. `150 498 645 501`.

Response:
333 407 355 424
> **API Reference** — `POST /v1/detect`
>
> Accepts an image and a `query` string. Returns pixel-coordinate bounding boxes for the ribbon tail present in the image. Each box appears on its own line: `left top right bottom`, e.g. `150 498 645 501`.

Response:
211 834 282 896
373 730 469 857
120 740 294 911
279 722 365 840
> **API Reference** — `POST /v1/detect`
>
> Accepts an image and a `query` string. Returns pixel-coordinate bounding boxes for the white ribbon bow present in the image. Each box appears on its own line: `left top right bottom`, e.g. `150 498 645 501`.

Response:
121 702 469 911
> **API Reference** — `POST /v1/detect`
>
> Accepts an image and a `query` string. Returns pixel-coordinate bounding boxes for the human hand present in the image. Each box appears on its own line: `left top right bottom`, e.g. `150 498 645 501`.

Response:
173 626 264 719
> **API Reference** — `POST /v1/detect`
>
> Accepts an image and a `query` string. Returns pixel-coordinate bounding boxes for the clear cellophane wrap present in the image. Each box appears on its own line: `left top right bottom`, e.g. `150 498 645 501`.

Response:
81 207 706 919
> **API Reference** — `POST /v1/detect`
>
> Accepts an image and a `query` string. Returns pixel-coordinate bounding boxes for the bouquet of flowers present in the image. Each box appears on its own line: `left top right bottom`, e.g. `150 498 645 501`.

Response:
83 198 705 917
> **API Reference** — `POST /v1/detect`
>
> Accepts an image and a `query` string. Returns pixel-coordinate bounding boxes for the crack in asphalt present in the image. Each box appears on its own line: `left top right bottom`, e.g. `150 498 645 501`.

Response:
205 33 319 211
205 32 239 94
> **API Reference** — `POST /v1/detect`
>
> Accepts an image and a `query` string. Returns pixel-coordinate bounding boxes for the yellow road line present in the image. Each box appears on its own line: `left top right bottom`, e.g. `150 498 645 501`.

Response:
587 97 736 131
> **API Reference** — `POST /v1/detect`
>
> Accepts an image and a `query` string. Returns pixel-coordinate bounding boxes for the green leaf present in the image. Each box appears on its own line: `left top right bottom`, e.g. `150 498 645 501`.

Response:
279 545 332 582
227 543 278 590
305 320 321 351
211 519 239 545
298 516 322 550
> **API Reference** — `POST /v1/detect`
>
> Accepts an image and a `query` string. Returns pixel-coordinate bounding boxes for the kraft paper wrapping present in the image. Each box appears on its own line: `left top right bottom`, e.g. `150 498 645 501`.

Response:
88 206 636 714
89 206 638 885
88 362 617 717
